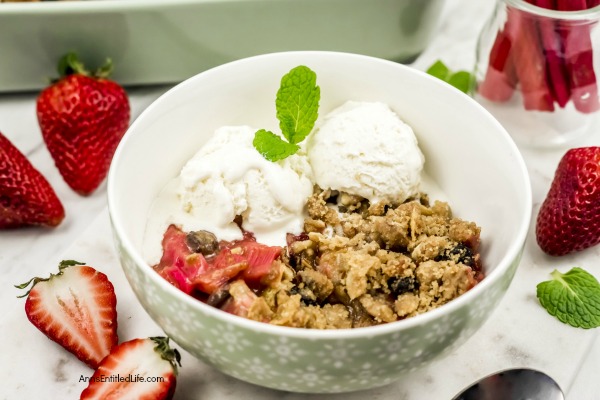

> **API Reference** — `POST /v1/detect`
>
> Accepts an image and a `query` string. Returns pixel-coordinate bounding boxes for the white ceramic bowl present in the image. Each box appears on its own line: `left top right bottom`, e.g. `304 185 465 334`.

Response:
107 51 532 393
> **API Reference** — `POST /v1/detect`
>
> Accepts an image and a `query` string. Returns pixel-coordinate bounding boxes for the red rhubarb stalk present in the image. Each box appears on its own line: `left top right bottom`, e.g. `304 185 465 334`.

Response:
535 0 572 107
507 6 555 111
557 0 600 113
478 28 518 102
525 0 553 8
587 0 600 7
557 0 589 9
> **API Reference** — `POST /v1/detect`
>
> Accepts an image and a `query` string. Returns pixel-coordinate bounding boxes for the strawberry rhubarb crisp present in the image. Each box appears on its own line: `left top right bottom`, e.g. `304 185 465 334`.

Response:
149 68 484 329
153 188 483 329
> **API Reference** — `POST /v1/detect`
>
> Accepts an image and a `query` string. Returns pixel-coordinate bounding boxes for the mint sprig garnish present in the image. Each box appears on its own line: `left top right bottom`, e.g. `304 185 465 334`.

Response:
426 60 474 94
253 65 320 161
536 267 600 329
254 129 300 161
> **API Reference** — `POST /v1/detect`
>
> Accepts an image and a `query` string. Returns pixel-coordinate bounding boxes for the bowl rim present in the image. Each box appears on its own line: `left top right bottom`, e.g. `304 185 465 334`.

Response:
107 50 532 340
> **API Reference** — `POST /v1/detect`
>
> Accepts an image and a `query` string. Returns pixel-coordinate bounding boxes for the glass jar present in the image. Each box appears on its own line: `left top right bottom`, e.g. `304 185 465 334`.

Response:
474 0 600 148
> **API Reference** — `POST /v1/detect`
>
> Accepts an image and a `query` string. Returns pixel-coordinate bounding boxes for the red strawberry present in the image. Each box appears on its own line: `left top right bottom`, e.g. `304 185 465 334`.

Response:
16 260 118 368
0 131 64 228
36 52 130 195
536 147 600 256
80 336 181 400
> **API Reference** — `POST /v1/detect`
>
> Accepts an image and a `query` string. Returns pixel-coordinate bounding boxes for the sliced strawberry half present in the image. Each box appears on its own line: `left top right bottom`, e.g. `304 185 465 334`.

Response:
16 260 118 369
80 336 181 400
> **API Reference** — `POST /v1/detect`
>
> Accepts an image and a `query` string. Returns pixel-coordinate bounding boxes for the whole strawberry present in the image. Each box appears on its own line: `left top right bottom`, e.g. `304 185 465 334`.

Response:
0 131 64 228
536 147 600 256
37 52 130 195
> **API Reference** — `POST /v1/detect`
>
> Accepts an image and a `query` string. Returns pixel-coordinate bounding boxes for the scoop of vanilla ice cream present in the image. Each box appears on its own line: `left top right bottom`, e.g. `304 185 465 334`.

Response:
306 101 424 204
177 125 313 245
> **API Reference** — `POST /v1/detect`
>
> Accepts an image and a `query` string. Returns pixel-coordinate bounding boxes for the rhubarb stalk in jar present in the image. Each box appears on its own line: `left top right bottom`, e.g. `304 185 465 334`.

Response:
474 0 600 147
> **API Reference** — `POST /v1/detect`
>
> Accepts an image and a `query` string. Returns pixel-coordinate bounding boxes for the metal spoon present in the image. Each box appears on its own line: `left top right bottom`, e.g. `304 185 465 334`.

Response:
452 368 564 400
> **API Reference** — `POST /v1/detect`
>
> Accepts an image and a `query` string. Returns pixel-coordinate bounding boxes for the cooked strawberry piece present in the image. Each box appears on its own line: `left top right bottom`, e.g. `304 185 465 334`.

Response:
36 52 130 195
220 280 259 318
0 132 65 228
286 232 310 248
536 147 600 255
16 260 118 369
80 336 180 400
153 224 209 295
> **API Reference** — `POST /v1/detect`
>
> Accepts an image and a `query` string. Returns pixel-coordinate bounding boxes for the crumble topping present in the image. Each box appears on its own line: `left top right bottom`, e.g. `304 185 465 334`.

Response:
241 188 483 329
154 187 484 329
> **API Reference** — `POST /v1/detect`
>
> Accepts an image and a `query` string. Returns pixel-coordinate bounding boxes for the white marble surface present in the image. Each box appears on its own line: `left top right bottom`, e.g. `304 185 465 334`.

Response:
1 0 599 399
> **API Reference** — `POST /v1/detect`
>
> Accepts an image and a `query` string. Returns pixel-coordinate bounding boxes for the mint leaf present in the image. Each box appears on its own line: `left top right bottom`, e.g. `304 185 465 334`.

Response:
426 60 474 94
426 60 450 81
253 65 320 161
536 267 600 329
447 71 475 94
275 65 320 144
253 129 300 162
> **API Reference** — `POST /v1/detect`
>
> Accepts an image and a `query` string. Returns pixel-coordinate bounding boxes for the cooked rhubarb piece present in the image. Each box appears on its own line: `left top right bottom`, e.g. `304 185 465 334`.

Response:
154 224 209 295
507 7 555 111
557 0 600 113
209 234 281 290
154 225 282 296
478 28 518 102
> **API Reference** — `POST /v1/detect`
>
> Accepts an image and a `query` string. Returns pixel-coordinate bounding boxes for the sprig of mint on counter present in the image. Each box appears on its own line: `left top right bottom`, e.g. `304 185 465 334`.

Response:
537 267 600 329
426 60 474 94
253 65 320 161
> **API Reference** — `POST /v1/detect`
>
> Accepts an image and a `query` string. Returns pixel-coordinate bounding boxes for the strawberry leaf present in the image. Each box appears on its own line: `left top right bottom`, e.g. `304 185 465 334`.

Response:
151 336 182 373
537 267 600 328
95 58 114 79
15 259 85 298
57 52 89 77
